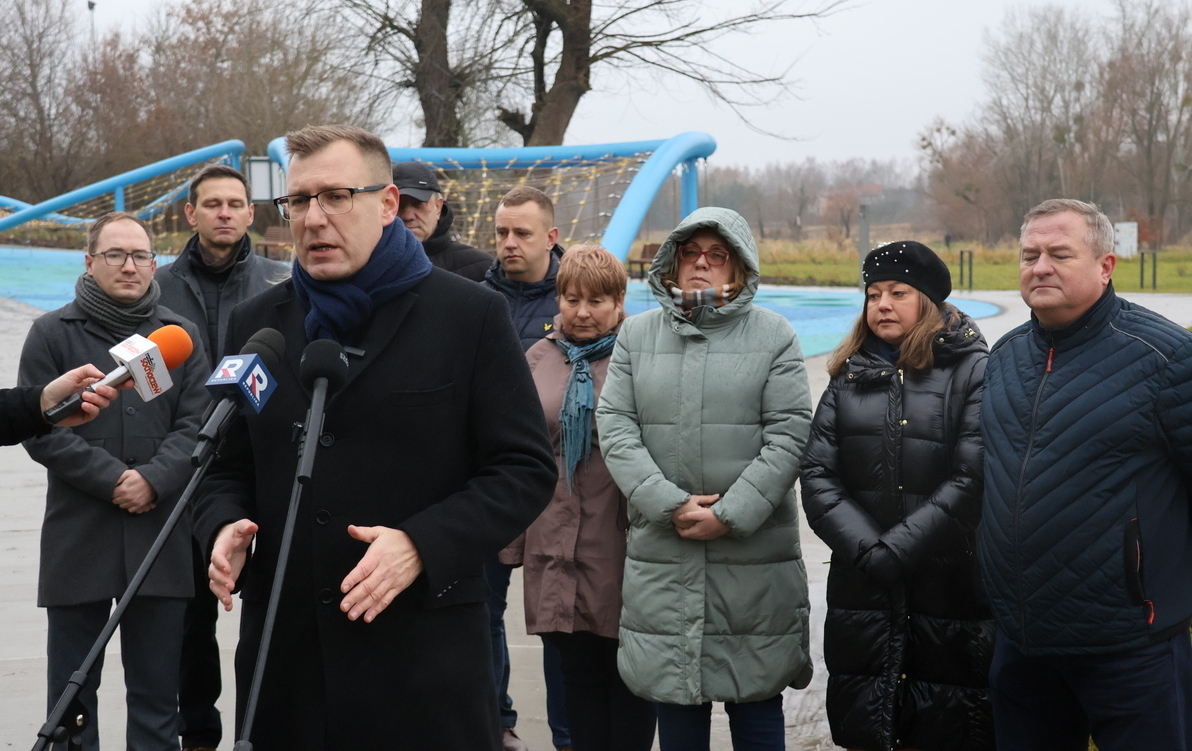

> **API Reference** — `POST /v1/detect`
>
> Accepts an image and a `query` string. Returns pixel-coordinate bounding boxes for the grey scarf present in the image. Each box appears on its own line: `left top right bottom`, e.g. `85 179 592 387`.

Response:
75 273 161 337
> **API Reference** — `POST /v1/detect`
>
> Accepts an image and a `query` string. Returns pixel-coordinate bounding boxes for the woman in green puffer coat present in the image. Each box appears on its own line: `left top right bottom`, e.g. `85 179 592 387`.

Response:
596 207 813 750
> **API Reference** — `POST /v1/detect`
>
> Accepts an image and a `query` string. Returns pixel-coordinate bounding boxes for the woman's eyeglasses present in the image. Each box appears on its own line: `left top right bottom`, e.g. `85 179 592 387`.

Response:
677 245 730 266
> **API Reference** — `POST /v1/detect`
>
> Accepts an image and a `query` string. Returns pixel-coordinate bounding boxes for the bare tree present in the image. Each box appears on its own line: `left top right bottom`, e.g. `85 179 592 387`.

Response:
143 0 390 156
341 0 845 147
340 0 523 147
1104 0 1192 247
498 0 847 145
0 0 88 201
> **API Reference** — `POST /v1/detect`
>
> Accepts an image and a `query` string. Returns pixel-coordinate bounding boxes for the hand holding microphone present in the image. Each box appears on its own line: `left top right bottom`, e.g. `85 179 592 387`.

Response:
37 364 124 427
42 325 194 424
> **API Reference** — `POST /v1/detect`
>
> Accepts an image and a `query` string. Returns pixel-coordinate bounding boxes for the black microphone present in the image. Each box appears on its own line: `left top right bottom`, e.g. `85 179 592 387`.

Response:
299 339 350 395
192 329 286 467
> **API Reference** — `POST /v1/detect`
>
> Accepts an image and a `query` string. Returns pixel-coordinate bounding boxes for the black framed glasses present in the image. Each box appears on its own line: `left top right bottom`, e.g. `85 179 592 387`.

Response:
91 250 156 267
677 245 731 266
273 185 387 221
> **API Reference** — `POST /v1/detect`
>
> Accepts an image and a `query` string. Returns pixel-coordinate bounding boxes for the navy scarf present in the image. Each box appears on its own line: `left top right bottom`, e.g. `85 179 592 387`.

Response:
291 221 432 344
555 333 618 491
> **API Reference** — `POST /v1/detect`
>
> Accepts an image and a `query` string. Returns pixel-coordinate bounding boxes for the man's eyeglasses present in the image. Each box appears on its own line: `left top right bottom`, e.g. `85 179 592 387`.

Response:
91 250 156 267
677 245 731 266
273 185 388 221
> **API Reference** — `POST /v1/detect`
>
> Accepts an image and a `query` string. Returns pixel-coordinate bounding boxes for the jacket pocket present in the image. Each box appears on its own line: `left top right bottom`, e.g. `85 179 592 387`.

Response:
388 383 453 408
1123 518 1146 607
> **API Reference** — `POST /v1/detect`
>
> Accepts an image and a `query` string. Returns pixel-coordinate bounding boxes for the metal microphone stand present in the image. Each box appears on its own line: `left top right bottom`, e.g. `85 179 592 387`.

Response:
233 374 330 751
32 436 225 751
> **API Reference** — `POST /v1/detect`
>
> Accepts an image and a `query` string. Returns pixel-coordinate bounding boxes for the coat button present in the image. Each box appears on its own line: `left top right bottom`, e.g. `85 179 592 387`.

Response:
124 406 136 415
320 588 334 604
316 509 331 524
126 458 136 466
319 433 335 447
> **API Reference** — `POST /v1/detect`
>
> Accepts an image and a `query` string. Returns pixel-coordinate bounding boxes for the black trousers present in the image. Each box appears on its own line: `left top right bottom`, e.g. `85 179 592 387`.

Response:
47 596 187 751
179 539 222 748
541 630 656 751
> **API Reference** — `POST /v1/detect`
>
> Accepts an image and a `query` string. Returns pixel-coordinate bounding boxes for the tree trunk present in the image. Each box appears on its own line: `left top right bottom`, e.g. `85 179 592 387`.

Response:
515 0 592 146
414 0 463 147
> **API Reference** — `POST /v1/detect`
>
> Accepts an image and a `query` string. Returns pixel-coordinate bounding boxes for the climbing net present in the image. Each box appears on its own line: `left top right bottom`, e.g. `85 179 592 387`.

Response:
0 156 234 240
413 152 651 251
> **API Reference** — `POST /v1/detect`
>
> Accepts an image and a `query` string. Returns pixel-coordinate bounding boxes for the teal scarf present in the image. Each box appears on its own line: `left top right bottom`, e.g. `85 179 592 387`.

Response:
555 333 617 491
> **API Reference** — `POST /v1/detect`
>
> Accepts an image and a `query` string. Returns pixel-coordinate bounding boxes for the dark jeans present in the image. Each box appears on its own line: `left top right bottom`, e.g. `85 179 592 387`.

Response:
47 596 187 751
542 631 656 751
180 540 222 748
656 694 785 751
485 558 517 728
989 629 1192 751
485 558 572 747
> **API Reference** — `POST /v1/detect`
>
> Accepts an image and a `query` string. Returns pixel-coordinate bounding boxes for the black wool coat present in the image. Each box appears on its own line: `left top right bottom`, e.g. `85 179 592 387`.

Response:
193 268 557 750
801 312 994 751
421 203 493 282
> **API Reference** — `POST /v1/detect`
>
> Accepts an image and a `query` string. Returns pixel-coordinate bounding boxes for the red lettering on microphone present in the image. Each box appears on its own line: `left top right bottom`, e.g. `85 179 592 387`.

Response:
140 353 162 395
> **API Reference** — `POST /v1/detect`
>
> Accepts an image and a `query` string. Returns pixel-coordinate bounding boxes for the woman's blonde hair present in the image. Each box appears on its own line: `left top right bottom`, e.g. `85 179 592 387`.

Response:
827 289 960 376
556 244 628 298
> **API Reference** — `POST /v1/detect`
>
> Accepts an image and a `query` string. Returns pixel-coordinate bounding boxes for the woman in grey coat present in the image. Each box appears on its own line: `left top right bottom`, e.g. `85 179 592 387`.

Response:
596 207 813 750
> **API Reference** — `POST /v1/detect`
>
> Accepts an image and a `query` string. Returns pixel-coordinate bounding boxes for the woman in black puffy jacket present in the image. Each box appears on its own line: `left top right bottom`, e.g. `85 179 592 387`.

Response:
801 241 994 751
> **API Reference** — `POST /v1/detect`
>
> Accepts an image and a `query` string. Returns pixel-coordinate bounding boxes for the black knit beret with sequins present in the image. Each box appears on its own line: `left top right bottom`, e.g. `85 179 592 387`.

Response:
861 240 951 304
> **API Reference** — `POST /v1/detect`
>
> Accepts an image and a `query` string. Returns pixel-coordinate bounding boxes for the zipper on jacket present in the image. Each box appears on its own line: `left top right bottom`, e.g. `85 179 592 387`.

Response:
1012 339 1053 647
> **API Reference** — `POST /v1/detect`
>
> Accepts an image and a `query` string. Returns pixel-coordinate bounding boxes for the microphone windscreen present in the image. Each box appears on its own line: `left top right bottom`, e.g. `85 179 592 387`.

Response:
240 328 285 373
148 325 194 369
300 339 350 395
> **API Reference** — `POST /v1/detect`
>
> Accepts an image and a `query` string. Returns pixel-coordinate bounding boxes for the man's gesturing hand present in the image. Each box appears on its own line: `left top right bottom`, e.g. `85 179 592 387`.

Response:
340 525 424 623
209 519 258 611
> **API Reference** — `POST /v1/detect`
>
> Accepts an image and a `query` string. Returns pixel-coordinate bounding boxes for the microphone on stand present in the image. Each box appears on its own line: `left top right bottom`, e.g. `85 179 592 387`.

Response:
236 339 350 750
43 325 194 423
193 329 285 467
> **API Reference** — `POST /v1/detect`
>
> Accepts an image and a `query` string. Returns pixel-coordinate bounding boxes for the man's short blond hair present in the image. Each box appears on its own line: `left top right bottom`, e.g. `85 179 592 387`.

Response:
284 124 393 184
1021 199 1115 258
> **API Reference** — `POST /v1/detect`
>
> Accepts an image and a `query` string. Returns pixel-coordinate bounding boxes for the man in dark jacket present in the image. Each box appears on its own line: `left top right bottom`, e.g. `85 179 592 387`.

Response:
482 185 570 751
1 364 119 445
19 211 210 751
979 198 1192 751
156 163 288 751
393 161 492 281
484 186 565 350
196 125 555 750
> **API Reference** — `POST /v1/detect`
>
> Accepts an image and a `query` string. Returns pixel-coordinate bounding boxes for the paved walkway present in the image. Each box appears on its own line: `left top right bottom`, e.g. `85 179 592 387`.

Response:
1 288 1188 749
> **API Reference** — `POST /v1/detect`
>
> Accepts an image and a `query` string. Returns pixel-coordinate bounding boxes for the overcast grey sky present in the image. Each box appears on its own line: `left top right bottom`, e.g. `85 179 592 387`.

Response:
91 0 1123 167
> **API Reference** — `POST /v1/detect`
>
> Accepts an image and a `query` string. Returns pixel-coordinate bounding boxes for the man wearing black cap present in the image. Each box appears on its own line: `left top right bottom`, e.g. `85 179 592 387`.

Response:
392 161 492 282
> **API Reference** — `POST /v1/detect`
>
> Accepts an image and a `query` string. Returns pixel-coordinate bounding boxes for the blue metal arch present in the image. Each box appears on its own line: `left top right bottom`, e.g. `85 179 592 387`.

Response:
266 132 717 261
0 140 245 233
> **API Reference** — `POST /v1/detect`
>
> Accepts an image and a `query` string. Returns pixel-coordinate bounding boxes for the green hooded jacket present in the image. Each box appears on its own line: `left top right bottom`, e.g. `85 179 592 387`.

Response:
596 207 813 704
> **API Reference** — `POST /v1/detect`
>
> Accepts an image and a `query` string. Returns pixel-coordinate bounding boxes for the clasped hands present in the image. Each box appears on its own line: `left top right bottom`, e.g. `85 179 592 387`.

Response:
209 521 423 623
671 493 729 540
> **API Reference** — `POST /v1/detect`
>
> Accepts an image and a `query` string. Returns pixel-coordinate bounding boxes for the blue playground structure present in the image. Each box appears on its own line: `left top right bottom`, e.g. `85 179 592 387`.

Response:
267 132 717 261
0 134 714 263
0 140 245 233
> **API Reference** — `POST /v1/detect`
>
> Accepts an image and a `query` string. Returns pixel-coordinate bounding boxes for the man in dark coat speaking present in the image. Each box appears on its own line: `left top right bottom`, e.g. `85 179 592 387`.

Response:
194 124 556 750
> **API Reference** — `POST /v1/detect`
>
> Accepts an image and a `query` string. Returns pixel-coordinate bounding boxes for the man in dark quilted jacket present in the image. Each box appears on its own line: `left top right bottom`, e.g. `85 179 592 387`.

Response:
979 198 1192 751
